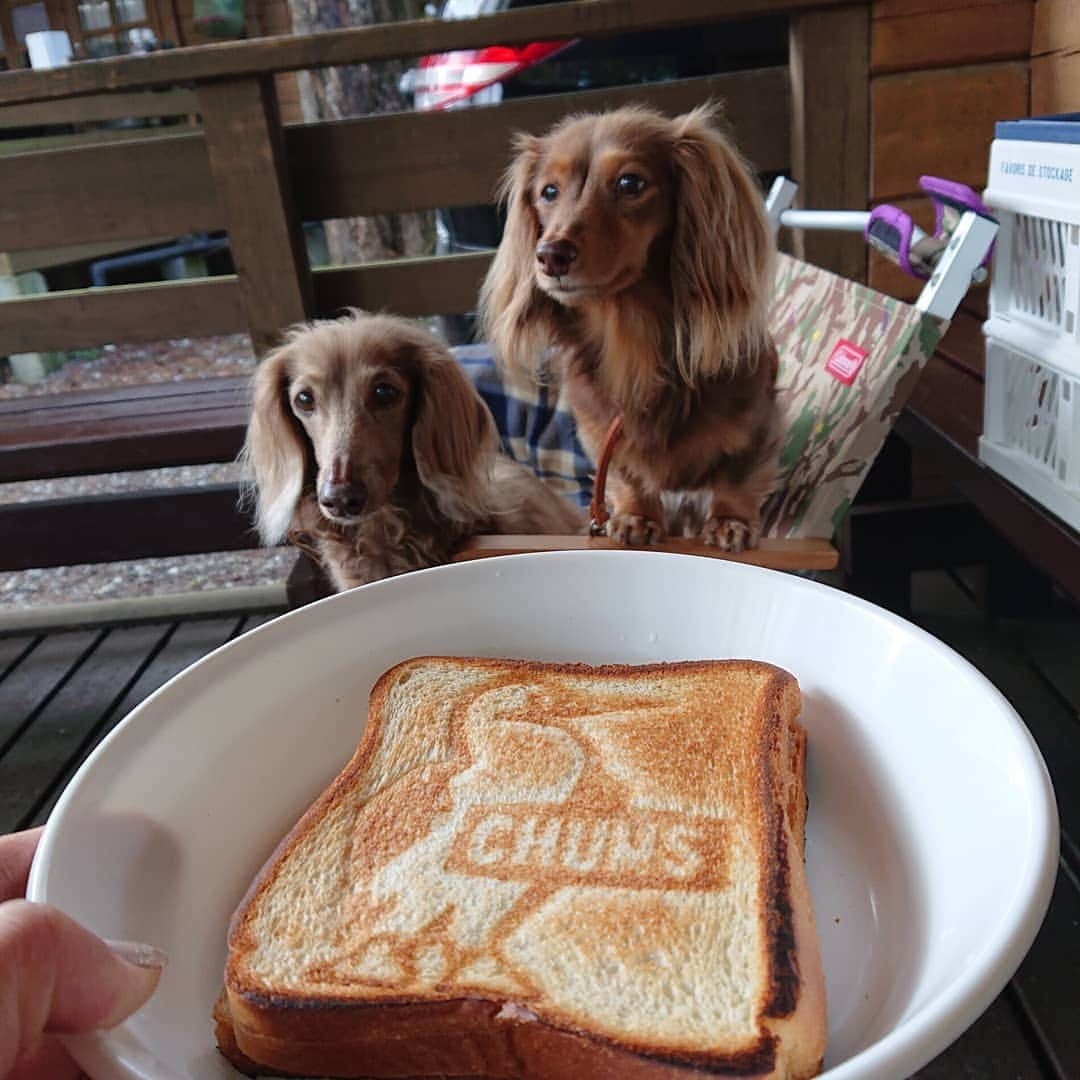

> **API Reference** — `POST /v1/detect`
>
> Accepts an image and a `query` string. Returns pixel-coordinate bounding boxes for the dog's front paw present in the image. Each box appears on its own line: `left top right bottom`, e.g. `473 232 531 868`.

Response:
701 517 759 553
608 513 665 546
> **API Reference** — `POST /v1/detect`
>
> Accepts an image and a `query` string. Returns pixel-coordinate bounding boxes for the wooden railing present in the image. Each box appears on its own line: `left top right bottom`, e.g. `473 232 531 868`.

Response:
0 0 869 358
0 0 871 575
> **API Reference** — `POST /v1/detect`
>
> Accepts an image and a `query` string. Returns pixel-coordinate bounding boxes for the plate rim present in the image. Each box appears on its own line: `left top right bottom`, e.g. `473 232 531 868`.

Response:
26 550 1062 1080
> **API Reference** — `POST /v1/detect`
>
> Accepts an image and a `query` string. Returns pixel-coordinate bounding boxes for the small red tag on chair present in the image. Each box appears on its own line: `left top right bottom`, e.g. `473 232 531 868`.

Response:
825 339 869 384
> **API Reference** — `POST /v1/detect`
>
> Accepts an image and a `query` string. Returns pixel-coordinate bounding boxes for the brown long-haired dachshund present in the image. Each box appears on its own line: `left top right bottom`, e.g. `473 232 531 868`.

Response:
480 104 779 551
243 311 582 591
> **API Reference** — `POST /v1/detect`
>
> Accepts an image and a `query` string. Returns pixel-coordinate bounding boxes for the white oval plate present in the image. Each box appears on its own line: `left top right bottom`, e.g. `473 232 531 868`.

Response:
28 551 1058 1080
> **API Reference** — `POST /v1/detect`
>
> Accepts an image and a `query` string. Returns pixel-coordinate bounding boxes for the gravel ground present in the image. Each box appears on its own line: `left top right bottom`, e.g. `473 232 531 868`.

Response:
0 335 296 611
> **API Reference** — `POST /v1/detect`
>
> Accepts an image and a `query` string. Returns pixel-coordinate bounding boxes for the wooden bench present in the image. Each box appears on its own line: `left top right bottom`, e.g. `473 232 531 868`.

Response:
0 0 872 579
0 378 252 570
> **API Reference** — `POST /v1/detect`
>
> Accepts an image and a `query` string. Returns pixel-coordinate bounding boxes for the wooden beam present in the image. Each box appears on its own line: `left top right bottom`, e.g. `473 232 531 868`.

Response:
0 0 857 106
0 122 188 158
289 70 790 220
0 253 496 354
453 534 840 571
0 71 787 254
313 252 492 322
0 253 476 353
0 485 256 571
0 88 198 128
0 235 175 276
789 5 870 282
197 75 312 355
0 130 221 253
0 276 246 354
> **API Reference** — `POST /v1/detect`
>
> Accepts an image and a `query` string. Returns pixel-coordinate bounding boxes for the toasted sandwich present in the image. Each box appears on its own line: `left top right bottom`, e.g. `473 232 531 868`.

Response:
216 656 826 1078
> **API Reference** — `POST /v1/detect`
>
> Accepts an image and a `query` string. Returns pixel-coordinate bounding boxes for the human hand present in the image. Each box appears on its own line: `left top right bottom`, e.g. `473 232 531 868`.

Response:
0 827 166 1080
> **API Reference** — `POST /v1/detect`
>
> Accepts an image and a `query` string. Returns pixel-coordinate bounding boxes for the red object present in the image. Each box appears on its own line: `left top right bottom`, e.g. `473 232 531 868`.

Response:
825 339 869 385
413 41 572 110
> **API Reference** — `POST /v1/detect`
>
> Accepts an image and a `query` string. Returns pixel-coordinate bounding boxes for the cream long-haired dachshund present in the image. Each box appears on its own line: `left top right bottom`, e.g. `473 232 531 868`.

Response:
243 312 582 591
480 104 779 552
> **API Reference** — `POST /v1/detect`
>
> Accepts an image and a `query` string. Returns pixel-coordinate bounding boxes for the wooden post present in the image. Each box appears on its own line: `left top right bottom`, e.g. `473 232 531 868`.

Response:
197 75 313 355
789 4 870 282
286 0 430 266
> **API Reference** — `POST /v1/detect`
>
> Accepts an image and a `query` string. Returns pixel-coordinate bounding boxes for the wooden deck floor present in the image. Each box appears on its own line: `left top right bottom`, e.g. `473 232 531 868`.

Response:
0 572 1076 1078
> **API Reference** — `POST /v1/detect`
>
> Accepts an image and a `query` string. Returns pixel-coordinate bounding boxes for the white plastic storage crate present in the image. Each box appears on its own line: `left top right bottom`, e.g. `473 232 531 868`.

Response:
981 113 1080 530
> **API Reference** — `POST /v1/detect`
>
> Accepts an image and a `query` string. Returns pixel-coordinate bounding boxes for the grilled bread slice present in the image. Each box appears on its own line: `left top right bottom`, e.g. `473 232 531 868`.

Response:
217 656 826 1079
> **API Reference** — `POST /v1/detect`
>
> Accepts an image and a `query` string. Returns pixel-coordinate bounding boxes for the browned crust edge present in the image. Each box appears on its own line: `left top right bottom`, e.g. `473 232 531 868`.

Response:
220 993 781 1079
758 670 801 1021
222 657 812 1079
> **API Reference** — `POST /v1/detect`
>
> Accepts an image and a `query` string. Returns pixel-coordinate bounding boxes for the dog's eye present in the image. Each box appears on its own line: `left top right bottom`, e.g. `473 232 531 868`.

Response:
616 173 647 196
540 183 559 203
371 382 401 407
293 389 315 412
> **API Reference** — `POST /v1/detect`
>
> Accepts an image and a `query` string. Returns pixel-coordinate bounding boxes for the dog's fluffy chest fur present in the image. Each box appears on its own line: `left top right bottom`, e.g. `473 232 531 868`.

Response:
561 320 779 494
294 493 469 592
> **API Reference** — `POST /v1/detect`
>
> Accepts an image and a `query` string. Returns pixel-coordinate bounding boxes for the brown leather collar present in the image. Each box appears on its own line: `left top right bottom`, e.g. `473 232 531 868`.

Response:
589 414 625 536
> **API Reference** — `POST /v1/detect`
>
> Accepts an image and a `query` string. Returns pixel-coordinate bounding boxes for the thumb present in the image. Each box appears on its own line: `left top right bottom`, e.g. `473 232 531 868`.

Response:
0 900 165 1076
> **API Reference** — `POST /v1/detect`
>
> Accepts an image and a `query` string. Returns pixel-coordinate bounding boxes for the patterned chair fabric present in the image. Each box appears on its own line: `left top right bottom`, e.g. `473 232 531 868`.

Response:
456 253 946 539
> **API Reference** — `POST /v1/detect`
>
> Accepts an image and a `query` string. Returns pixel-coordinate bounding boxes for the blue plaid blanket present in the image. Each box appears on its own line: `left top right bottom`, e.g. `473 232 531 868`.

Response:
453 344 593 508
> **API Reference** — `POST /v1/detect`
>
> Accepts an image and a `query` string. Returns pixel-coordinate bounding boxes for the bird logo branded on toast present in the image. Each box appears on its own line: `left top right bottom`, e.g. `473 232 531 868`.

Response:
335 679 747 1001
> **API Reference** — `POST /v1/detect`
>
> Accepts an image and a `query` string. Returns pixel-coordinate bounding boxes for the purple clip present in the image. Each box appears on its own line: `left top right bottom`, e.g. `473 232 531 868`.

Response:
866 204 920 278
919 175 996 267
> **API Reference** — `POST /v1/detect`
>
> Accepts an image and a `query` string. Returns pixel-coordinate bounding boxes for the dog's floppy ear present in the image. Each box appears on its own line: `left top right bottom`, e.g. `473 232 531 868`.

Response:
478 132 554 373
669 104 774 381
411 342 500 521
241 341 310 545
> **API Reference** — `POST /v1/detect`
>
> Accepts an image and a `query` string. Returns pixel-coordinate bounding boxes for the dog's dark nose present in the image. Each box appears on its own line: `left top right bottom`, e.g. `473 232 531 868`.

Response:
536 239 578 278
319 479 367 518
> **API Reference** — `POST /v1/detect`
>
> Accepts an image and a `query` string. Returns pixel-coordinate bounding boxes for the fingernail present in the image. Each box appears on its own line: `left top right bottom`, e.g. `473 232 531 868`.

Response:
98 940 166 1029
105 939 169 970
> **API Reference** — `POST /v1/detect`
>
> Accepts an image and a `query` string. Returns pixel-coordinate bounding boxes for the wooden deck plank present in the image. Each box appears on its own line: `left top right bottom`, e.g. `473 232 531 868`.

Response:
1010 864 1080 1079
238 613 282 634
0 635 38 678
915 613 1080 856
1001 616 1080 720
913 990 1046 1078
863 572 1076 1077
894 407 1080 609
0 623 171 832
0 377 251 418
0 631 99 758
30 616 246 827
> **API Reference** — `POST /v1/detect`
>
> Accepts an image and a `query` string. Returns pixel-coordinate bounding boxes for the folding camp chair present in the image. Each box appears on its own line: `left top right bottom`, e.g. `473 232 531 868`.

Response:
452 178 999 573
